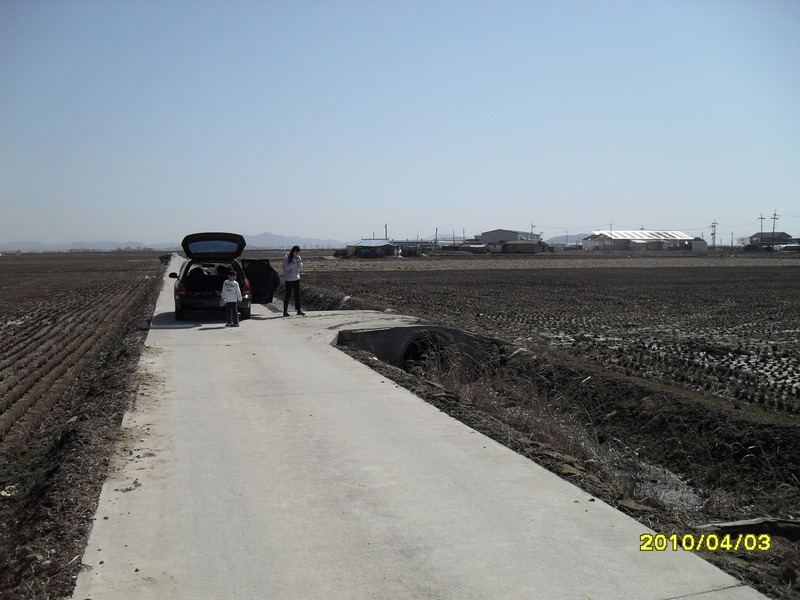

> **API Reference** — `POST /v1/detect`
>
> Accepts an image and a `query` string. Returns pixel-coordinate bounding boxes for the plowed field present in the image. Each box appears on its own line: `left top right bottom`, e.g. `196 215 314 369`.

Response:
304 254 800 414
0 252 164 599
1 250 798 599
299 251 800 600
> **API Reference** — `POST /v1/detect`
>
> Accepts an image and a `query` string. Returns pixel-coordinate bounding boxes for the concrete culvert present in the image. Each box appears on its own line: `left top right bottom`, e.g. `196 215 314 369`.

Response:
336 325 509 374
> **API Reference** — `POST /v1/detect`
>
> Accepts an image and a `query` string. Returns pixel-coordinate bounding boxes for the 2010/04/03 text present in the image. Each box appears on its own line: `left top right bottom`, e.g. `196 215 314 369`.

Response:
639 533 771 552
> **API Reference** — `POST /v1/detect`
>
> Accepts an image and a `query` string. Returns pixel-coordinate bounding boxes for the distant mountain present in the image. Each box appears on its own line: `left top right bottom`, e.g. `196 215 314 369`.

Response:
0 240 179 252
546 233 592 245
245 232 345 249
0 240 53 252
151 242 182 250
65 241 175 251
0 232 345 253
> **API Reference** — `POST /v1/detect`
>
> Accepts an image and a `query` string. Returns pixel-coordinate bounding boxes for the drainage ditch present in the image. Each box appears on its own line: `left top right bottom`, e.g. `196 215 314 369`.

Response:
335 325 509 372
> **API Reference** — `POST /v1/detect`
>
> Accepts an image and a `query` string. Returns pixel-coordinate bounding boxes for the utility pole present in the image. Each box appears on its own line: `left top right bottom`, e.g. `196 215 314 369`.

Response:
710 220 718 250
384 223 388 240
758 213 765 247
770 210 779 248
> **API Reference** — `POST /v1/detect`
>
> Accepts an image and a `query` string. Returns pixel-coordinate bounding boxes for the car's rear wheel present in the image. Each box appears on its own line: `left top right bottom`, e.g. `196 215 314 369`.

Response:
240 307 251 320
175 308 185 320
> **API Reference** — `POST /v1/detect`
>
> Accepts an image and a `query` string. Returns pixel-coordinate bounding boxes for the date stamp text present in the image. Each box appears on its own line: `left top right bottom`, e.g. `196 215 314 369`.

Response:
640 533 771 552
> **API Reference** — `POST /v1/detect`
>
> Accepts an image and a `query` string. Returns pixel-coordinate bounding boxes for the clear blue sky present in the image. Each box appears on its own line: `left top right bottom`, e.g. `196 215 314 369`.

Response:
2 0 798 245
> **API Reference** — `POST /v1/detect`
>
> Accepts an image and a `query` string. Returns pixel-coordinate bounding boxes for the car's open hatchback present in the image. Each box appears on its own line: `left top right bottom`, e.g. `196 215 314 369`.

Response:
181 232 246 260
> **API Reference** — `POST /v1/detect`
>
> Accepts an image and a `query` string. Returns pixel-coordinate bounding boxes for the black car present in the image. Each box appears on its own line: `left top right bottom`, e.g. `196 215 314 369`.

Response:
169 232 252 321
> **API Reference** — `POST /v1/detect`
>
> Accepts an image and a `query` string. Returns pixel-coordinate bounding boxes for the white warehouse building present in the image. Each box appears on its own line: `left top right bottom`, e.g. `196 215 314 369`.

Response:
582 230 705 252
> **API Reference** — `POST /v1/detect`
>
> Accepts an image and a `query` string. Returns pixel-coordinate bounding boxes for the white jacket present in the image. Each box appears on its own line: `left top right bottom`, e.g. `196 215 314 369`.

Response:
221 279 242 302
282 254 303 282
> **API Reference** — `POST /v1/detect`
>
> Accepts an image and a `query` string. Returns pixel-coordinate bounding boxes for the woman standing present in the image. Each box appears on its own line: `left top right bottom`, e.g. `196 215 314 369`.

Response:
281 245 305 316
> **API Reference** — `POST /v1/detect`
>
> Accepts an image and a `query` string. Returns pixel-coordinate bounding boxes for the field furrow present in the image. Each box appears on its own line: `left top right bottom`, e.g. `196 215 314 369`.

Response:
307 263 800 413
0 261 159 452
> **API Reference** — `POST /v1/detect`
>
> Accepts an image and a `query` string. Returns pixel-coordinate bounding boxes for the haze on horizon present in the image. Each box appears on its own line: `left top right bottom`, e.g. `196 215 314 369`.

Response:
1 1 798 246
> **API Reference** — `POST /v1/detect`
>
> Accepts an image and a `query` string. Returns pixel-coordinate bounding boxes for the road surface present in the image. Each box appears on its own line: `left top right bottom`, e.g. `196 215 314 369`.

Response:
71 260 767 599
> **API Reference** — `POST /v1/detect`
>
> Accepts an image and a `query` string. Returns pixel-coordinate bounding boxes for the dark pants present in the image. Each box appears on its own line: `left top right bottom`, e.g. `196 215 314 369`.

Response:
226 302 239 326
284 280 301 313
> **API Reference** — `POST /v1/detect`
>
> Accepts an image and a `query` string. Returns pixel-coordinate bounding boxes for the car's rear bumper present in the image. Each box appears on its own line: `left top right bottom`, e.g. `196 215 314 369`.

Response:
175 294 251 311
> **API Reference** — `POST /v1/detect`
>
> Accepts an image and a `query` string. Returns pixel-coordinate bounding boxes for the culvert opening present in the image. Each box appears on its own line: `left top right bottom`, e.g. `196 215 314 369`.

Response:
335 325 509 375
402 332 451 373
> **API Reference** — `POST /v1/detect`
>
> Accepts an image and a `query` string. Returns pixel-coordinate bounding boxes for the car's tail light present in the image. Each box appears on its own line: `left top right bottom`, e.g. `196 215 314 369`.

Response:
177 282 186 293
241 279 250 292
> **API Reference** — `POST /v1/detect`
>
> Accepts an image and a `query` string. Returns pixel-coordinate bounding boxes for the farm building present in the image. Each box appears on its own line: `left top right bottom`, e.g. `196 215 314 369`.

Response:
487 240 550 254
690 238 708 251
479 229 541 244
440 243 490 254
748 231 793 247
346 239 399 258
582 230 697 251
389 239 437 256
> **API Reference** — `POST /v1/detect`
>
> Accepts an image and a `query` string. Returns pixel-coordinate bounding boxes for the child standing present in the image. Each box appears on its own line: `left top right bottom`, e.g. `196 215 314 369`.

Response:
221 270 243 327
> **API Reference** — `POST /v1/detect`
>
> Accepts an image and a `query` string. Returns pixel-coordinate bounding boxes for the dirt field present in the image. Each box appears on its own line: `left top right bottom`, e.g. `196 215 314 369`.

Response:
0 250 798 599
298 251 800 600
303 252 800 414
0 252 165 599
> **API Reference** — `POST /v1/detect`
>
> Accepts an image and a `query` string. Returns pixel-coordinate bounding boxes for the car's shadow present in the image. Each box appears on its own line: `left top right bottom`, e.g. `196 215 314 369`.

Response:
149 306 284 330
149 311 211 330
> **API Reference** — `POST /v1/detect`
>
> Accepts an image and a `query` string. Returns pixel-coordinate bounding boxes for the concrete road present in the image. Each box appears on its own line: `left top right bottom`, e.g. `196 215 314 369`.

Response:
71 261 768 599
